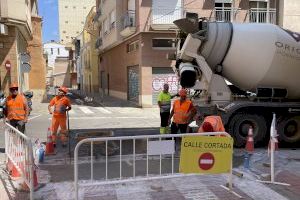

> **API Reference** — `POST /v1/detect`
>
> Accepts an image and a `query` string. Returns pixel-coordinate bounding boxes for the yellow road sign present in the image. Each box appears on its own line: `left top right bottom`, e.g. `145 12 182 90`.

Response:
179 135 233 174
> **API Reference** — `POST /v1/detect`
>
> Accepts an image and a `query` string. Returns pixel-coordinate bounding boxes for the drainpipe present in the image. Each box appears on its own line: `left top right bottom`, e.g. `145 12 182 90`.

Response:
267 0 270 23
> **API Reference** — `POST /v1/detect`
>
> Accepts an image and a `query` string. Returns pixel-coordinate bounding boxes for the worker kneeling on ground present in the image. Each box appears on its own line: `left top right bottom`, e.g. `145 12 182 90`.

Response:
198 115 225 134
5 83 29 133
48 86 71 148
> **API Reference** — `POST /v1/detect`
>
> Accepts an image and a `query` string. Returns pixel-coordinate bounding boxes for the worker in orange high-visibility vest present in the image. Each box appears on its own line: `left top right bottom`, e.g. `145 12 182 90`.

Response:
198 115 225 133
5 83 29 133
169 89 196 136
48 86 71 148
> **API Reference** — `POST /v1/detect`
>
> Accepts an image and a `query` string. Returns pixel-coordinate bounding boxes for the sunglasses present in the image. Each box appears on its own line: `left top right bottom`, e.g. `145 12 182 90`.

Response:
10 88 18 91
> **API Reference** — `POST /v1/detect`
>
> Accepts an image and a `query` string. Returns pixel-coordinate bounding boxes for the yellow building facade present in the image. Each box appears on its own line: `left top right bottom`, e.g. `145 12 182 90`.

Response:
81 7 99 94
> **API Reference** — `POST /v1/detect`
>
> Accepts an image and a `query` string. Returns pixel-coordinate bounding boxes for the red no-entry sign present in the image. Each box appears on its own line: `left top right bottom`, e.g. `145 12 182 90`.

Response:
4 60 11 71
198 153 215 170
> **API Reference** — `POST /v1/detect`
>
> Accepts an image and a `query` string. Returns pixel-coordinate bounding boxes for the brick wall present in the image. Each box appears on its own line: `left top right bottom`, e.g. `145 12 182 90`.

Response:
27 16 46 101
0 26 18 95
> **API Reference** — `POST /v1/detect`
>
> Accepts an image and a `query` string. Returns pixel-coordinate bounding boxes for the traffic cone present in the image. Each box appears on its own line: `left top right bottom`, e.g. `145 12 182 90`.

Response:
245 127 254 153
45 128 55 155
9 151 23 180
21 165 39 191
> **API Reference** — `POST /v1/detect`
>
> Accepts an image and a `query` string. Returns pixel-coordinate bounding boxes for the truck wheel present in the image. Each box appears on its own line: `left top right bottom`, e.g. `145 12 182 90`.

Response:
228 114 267 147
278 116 300 143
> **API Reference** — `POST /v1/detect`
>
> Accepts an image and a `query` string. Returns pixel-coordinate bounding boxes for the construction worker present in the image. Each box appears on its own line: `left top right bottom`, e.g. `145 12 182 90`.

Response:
169 88 196 136
48 86 71 147
198 115 225 133
5 83 29 133
157 83 176 134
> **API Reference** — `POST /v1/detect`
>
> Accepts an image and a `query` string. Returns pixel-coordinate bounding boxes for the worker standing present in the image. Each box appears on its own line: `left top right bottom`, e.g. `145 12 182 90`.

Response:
198 115 225 133
169 89 196 136
48 86 71 147
5 83 29 133
157 83 173 134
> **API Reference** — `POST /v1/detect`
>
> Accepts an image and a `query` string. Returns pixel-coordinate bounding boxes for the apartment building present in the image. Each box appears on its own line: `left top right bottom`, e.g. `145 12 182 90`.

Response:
44 42 69 86
81 7 99 94
58 0 96 44
0 0 46 100
94 0 299 107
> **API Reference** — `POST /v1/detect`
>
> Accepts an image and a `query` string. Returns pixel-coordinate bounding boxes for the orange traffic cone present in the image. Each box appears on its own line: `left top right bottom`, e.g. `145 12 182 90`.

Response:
22 165 39 191
9 151 23 180
245 126 254 153
45 128 55 155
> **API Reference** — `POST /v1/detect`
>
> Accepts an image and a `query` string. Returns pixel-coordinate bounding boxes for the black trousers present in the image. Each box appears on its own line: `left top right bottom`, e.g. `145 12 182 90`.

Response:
9 120 26 133
171 122 188 134
160 112 170 127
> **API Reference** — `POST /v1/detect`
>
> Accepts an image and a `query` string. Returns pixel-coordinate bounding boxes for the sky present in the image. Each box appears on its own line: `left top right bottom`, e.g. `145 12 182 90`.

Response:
39 0 59 43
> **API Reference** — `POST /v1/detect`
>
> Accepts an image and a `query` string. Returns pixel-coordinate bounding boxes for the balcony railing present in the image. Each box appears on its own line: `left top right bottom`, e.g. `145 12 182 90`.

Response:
151 8 183 24
122 10 136 29
249 8 276 24
214 7 236 22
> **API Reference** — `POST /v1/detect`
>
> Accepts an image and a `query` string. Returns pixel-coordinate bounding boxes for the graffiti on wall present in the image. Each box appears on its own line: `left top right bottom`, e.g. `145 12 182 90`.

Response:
152 74 179 93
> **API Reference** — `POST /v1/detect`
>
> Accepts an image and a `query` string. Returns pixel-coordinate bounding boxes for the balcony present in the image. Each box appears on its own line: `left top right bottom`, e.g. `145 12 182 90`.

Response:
214 7 236 22
151 8 183 30
120 10 136 37
249 8 276 24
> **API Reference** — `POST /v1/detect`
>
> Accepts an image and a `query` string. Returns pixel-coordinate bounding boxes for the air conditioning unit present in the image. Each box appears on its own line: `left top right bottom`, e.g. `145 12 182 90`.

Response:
0 24 8 35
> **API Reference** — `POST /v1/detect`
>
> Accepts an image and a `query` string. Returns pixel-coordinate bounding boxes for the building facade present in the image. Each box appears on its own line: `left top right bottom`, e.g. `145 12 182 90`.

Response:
94 0 298 107
58 0 96 44
81 7 99 95
43 42 69 87
0 0 46 100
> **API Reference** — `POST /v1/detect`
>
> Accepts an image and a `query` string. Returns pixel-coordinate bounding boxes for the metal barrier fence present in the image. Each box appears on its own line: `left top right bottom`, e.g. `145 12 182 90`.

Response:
5 122 35 200
74 132 233 200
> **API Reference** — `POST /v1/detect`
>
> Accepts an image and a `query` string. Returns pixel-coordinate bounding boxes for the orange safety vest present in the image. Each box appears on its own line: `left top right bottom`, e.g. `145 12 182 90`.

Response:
198 116 225 132
6 94 27 121
49 96 71 118
173 99 193 124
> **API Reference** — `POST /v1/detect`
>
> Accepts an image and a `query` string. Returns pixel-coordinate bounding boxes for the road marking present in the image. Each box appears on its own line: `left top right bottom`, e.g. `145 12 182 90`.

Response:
79 107 94 114
68 109 75 115
28 114 42 121
96 107 112 114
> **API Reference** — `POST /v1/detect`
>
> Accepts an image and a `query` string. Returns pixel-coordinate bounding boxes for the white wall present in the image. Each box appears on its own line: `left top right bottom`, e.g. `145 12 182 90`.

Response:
43 42 69 68
279 0 300 32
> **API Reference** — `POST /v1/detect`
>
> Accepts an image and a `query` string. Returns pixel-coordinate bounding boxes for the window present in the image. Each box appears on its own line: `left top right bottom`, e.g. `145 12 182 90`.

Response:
249 1 274 23
215 2 232 22
63 31 66 33
50 48 53 55
83 6 87 9
152 38 175 49
66 36 69 39
110 10 116 29
127 40 139 53
57 48 60 55
81 21 84 24
65 21 68 24
65 6 68 8
73 6 76 9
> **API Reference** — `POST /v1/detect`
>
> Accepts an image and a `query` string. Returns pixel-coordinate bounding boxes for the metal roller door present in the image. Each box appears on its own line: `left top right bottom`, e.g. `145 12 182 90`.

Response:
152 67 179 105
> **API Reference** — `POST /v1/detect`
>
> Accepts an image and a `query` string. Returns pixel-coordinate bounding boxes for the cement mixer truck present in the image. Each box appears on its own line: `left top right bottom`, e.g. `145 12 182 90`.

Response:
172 14 300 147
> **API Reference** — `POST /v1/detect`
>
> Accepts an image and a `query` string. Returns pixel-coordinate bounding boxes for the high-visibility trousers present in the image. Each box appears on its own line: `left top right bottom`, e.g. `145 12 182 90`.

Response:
51 116 68 143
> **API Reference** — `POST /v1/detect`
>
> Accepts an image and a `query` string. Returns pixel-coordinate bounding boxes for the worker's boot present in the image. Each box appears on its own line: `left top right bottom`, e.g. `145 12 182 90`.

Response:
61 134 68 148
